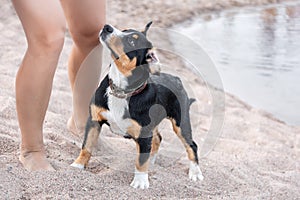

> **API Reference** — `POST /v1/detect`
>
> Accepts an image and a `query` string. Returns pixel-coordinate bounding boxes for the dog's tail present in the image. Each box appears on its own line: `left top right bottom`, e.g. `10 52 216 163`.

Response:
189 98 196 106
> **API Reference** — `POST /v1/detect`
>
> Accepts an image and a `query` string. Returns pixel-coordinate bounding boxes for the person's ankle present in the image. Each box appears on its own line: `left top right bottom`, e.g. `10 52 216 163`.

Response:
19 145 54 171
20 144 44 154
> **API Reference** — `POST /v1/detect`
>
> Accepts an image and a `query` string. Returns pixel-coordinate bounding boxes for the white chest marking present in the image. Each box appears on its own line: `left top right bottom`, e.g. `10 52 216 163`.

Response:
101 63 131 135
102 92 131 135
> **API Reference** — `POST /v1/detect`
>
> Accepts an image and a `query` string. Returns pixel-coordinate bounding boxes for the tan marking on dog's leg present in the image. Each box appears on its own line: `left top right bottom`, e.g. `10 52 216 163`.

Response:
72 125 100 168
84 125 100 153
72 148 91 169
150 127 161 164
151 127 161 156
170 119 203 181
170 119 196 162
126 119 142 139
90 104 107 121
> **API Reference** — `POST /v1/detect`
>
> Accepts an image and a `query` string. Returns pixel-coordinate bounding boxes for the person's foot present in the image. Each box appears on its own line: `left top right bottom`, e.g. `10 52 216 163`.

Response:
67 115 85 136
19 149 55 171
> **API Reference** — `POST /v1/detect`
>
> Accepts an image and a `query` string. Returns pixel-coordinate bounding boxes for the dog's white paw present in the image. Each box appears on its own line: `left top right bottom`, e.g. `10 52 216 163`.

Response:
70 162 85 170
130 170 149 189
188 161 204 181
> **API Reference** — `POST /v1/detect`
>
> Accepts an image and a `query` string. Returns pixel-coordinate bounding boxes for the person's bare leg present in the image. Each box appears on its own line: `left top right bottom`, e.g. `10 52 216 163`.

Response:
60 0 106 135
12 0 66 171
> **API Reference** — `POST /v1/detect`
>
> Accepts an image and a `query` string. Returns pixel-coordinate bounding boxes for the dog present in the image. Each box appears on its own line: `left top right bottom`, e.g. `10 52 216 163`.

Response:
71 22 203 189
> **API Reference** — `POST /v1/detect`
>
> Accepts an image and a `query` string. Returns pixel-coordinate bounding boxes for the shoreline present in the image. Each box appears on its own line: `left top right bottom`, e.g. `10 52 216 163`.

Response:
107 0 299 28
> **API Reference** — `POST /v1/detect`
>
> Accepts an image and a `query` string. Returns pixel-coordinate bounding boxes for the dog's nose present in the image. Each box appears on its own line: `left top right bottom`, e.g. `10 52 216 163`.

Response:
103 24 114 33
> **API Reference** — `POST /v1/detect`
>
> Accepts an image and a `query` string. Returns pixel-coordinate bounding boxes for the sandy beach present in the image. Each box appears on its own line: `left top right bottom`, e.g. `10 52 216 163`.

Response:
0 0 299 199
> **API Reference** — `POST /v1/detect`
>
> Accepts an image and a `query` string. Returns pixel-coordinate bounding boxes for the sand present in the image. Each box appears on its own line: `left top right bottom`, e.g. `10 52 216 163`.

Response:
0 0 299 199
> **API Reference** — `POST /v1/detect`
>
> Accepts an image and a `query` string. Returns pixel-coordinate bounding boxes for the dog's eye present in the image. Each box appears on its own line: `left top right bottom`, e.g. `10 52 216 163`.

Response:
127 38 135 47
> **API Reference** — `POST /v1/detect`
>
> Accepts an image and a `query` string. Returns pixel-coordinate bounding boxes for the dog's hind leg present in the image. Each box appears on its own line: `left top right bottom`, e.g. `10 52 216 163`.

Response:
170 118 204 181
150 127 162 164
71 116 102 169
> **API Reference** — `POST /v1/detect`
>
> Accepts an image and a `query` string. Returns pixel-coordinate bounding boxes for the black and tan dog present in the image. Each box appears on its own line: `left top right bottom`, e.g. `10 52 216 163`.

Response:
71 22 203 189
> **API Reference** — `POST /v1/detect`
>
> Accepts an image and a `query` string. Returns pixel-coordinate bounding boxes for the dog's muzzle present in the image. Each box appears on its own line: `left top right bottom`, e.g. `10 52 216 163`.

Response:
100 24 114 41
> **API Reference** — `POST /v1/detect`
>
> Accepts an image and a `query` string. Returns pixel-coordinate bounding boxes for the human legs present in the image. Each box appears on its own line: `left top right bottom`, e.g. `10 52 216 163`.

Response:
12 0 66 171
60 0 106 134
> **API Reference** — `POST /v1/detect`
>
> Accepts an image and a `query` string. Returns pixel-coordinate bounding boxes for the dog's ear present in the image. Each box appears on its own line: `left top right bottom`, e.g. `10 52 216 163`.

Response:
142 21 153 36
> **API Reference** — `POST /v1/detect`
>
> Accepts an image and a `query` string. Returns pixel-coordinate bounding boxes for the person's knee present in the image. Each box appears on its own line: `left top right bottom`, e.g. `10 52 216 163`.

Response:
69 23 104 51
27 27 66 56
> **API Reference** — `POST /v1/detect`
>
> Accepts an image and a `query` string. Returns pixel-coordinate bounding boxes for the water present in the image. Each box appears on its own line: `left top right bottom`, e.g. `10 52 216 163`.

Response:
177 2 300 126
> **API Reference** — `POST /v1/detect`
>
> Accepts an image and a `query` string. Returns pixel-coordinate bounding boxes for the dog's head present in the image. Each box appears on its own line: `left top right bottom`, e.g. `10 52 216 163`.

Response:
99 22 159 80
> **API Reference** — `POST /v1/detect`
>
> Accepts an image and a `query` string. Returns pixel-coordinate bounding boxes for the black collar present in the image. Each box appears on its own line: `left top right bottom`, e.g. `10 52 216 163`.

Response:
108 78 147 99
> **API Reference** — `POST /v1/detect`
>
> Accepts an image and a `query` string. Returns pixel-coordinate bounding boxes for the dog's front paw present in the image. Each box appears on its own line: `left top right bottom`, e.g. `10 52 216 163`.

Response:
130 171 149 189
189 161 204 181
70 162 85 170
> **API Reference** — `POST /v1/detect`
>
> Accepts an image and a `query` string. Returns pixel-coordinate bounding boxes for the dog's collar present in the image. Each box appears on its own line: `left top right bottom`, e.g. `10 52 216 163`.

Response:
109 79 147 99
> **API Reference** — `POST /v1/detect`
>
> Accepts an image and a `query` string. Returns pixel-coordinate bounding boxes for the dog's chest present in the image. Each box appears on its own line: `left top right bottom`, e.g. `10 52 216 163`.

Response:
102 90 130 135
